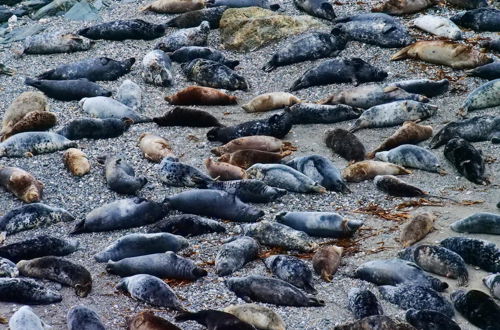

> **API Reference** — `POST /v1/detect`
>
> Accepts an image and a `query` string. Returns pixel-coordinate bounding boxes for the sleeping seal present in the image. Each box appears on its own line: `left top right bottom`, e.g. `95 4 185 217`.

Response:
440 237 499 272
335 316 414 330
0 132 76 158
67 306 105 330
324 128 365 162
218 149 292 169
175 310 257 330
400 213 435 247
372 0 438 15
446 0 487 9
155 21 210 52
444 138 488 184
451 8 500 32
1 91 48 139
57 118 132 140
154 107 222 127
0 167 43 203
9 306 49 330
205 157 247 180
0 235 79 263
147 214 226 236
466 62 500 80
165 7 228 29
392 78 449 98
347 288 383 319
405 309 460 330
460 78 500 115
63 148 91 176
21 32 94 54
375 144 442 173
0 258 18 277
0 111 57 142
99 155 147 195
342 160 411 182
451 290 500 329
224 304 286 330
242 92 301 113
140 0 205 13
0 278 61 304
483 274 500 300
80 97 150 123
127 311 181 330
216 236 259 276
138 133 174 162
25 78 111 101
451 212 500 235
157 156 213 187
286 103 362 125
141 50 173 87
211 136 296 156
206 0 278 9
312 245 343 281
374 175 427 197
182 58 248 90
168 46 239 68
116 79 142 110
165 86 236 105
413 15 462 40
206 179 288 203
264 255 316 294
293 0 335 20
78 19 166 40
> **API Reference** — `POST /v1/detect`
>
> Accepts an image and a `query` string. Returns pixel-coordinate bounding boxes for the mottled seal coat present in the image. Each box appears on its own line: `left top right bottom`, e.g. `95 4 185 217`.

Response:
216 236 259 276
348 288 383 319
247 163 326 193
17 256 92 297
138 133 174 163
225 275 325 307
142 50 173 87
290 58 387 91
483 274 500 300
451 212 500 235
25 78 111 101
334 315 414 330
37 57 135 81
57 118 132 140
166 6 228 28
117 274 184 310
218 149 292 169
207 112 293 143
0 203 74 235
440 237 499 272
294 0 335 20
63 148 91 176
165 86 237 105
78 19 166 40
276 211 362 238
313 245 342 281
405 309 460 330
242 92 301 113
205 157 247 180
116 79 142 110
0 132 76 157
100 155 147 195
451 290 500 329
0 235 79 262
379 284 454 317
22 32 94 54
400 213 435 247
169 46 239 68
94 233 188 262
224 304 286 330
175 310 257 330
444 138 488 184
333 13 413 48
398 244 469 286
128 311 181 330
263 31 347 72
242 221 318 252
324 128 365 162
147 214 226 236
392 78 449 97
182 58 248 90
375 144 442 173
72 198 169 234
67 306 105 330
0 257 18 277
166 189 264 222
0 167 43 203
140 0 205 13
9 306 49 330
413 15 462 40
157 156 213 187
342 160 411 182
466 62 500 80
350 101 437 132
154 107 222 127
80 96 150 123
286 103 362 125
0 278 62 304
106 251 207 280
374 175 426 197
451 8 500 32
206 179 288 203
264 255 316 294
211 136 296 156
372 0 437 15
460 78 500 114
0 111 57 141
155 21 210 52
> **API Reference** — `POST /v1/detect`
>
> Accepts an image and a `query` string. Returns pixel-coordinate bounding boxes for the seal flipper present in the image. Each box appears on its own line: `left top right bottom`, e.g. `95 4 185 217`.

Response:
490 131 500 144
391 45 412 61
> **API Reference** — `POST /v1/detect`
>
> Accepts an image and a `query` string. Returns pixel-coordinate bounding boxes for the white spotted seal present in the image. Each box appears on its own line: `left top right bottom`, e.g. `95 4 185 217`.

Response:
25 78 111 101
9 306 49 330
78 19 166 40
264 255 316 294
216 236 259 276
155 21 210 52
0 278 62 304
182 58 248 90
375 144 442 173
147 214 226 236
67 305 105 330
157 156 213 187
392 78 449 98
175 310 257 329
451 212 500 235
440 237 499 272
347 288 383 319
0 235 79 263
444 138 488 184
99 155 147 195
57 118 132 140
324 129 366 162
142 50 173 87
0 132 76 157
224 304 286 330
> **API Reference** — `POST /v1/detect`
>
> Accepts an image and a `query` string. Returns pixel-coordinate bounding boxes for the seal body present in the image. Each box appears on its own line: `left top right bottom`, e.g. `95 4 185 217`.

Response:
205 157 247 180
446 0 487 8
313 245 343 281
324 128 365 161
335 315 414 330
342 160 411 182
264 255 316 294
444 138 487 184
405 309 460 330
1 91 48 138
216 236 259 276
155 21 210 52
224 304 286 330
67 306 105 330
483 274 500 300
166 6 227 28
375 144 441 172
0 278 61 304
242 92 301 113
218 149 292 169
286 103 362 125
157 156 213 187
8 306 48 330
451 212 500 234
413 15 462 40
451 290 500 329
372 0 437 15
175 310 257 330
211 136 296 156
440 237 499 272
1 111 57 141
101 155 147 194
153 107 222 127
25 78 111 101
374 175 425 197
142 50 173 87
138 133 174 162
148 214 225 236
206 179 288 203
78 19 166 40
0 132 76 157
116 79 142 110
466 62 500 80
0 235 79 262
347 288 383 319
182 58 248 90
165 86 237 105
169 46 239 69
0 167 43 202
140 0 205 13
400 212 435 247
80 97 149 123
63 148 90 176
460 78 500 114
294 0 335 20
57 118 132 140
128 311 181 330
451 8 500 32
392 78 449 97
22 32 94 54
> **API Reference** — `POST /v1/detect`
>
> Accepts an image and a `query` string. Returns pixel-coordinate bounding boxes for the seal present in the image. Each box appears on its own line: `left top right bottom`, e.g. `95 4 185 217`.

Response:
342 160 411 182
94 233 188 262
17 256 92 297
446 0 487 8
481 38 500 52
218 149 292 169
224 304 286 330
451 212 500 235
80 97 150 123
57 118 133 140
242 221 318 252
290 58 387 91
324 128 365 162
63 148 90 176
116 79 142 110
466 62 500 80
138 133 174 163
392 78 449 98
451 290 500 329
78 19 166 40
165 7 228 29
350 101 437 132
127 311 181 330
141 50 173 87
225 275 324 307
205 179 288 203
391 40 492 69
405 309 460 330
207 112 293 143
140 0 204 13
348 288 383 319
153 107 222 127
175 310 257 330
263 31 347 72
312 245 343 282
0 132 76 158
117 274 184 310
21 32 94 54
0 167 43 202
0 278 62 304
374 175 427 197
211 136 296 156
165 189 264 222
106 251 207 280
155 21 210 52
165 86 237 105
264 255 316 294
375 144 442 173
334 316 413 330
148 214 225 236
0 257 18 277
37 57 135 81
451 8 500 32
413 15 462 40
157 156 213 187
1 91 48 138
216 236 259 276
459 79 500 115
444 138 488 184
67 306 105 330
372 0 437 15
0 235 79 263
206 0 278 9
242 92 301 113
247 163 326 193
440 237 499 272
483 274 500 300
379 284 454 317
168 46 239 68
294 0 335 19
286 103 362 125
25 78 111 101
275 211 362 238
182 58 248 90
205 157 247 180
0 203 74 235
368 121 433 158
0 111 57 142
99 155 147 195
8 306 49 330
400 213 435 247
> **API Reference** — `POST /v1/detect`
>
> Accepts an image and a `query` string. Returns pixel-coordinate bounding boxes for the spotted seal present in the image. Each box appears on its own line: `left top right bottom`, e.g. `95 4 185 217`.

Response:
25 78 111 101
444 138 488 184
400 213 435 247
147 214 225 236
21 32 94 54
0 167 43 202
440 237 499 272
347 288 383 319
155 21 210 52
264 255 316 294
205 179 288 203
460 78 500 115
154 107 222 128
168 46 239 69
165 86 237 105
0 111 57 142
0 235 79 263
138 133 174 163
157 156 213 187
216 236 259 276
63 148 91 176
375 144 442 173
451 212 500 235
8 306 49 330
324 128 365 162
286 103 362 125
116 79 142 110
342 160 411 182
242 92 301 113
0 278 62 304
175 310 257 330
0 132 76 158
393 79 449 98
405 309 460 330
57 118 132 140
182 58 248 90
67 306 105 330
451 8 500 32
165 7 228 29
313 245 343 281
80 97 150 123
141 50 173 87
451 289 500 329
78 19 166 40
293 0 335 20
224 304 286 330
99 155 147 195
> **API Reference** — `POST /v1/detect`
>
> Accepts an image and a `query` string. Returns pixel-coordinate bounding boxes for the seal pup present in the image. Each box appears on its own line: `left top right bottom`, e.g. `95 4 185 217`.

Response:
140 0 205 13
413 15 462 40
153 107 222 127
466 62 500 80
451 8 500 32
264 255 316 294
57 118 133 140
168 46 239 68
334 315 412 330
25 78 111 101
116 79 142 111
99 155 147 195
142 50 173 87
405 309 460 330
147 214 226 236
459 79 500 115
17 256 92 297
63 148 90 176
372 0 438 15
374 175 426 197
204 157 247 180
224 304 286 330
312 245 343 282
155 21 210 52
206 179 288 203
440 237 499 272
0 111 57 141
290 58 387 91
78 19 166 40
342 160 411 182
219 149 292 169
348 288 383 319
176 310 257 329
0 167 43 203
157 156 213 187
21 32 94 54
216 236 259 276
444 138 488 184
1 91 47 136
94 233 188 262
392 78 449 97
391 41 492 69
0 132 77 157
451 212 500 235
483 274 500 300
117 274 184 310
127 311 181 330
0 235 79 263
8 306 49 330
211 136 296 156
293 0 335 20
67 306 105 330
182 58 248 90
165 86 237 105
138 133 174 163
285 103 362 125
0 257 18 277
375 144 442 173
166 6 227 28
225 275 325 307
451 290 500 329
324 128 365 162
400 212 435 247
0 278 61 304
242 92 301 113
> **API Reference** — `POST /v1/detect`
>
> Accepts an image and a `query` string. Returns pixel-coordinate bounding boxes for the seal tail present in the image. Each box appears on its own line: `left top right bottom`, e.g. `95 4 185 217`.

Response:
139 3 152 11
262 61 276 72
174 311 198 322
36 69 55 80
70 220 86 235
224 60 240 69
390 45 412 61
289 79 304 92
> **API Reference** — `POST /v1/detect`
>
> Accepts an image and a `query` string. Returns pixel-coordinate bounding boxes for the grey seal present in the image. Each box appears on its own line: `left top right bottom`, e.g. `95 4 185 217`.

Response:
216 236 259 276
264 255 316 294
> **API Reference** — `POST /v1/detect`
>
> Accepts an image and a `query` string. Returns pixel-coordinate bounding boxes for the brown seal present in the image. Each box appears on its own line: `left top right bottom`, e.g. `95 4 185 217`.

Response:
63 148 91 176
372 0 438 15
211 136 297 156
325 128 366 162
368 121 433 158
153 107 222 127
138 133 174 163
0 167 43 203
1 92 48 139
127 311 181 330
241 92 301 113
400 212 435 247
342 160 411 182
1 111 57 142
218 149 293 169
164 86 237 105
312 245 343 282
140 0 204 13
374 175 426 197
204 158 247 180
